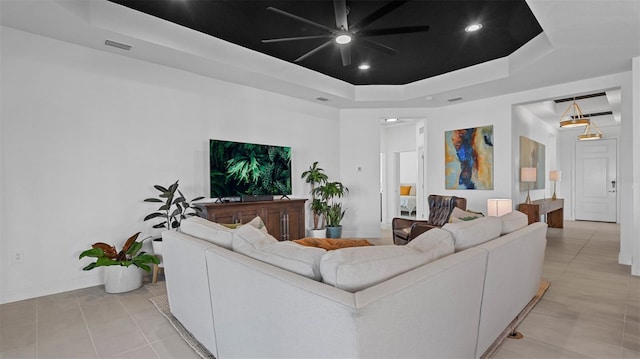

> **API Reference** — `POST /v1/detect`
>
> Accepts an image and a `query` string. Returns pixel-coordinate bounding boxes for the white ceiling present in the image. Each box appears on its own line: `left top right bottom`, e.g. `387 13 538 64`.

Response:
1 0 639 110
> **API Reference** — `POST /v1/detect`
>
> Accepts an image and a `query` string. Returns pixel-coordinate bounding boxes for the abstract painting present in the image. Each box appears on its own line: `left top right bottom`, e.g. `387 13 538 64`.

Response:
445 125 494 190
519 136 545 189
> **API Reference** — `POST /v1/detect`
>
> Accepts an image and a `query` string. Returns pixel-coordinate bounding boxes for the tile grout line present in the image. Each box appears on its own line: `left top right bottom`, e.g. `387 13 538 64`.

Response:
116 290 162 359
75 290 100 359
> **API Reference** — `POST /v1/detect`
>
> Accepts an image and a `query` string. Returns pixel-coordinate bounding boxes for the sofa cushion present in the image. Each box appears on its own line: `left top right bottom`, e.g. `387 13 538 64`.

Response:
180 216 234 249
500 210 529 234
320 232 453 292
442 216 502 251
407 228 455 257
232 224 326 280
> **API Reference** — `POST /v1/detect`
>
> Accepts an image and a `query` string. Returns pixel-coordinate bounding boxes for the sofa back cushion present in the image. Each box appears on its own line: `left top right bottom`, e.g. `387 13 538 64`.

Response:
232 224 326 280
320 229 454 292
180 216 235 249
442 216 502 251
500 210 529 234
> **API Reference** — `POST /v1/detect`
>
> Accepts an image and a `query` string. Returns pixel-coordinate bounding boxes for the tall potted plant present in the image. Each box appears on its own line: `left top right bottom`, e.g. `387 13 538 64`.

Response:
79 232 160 293
144 180 204 254
301 162 329 237
314 181 348 238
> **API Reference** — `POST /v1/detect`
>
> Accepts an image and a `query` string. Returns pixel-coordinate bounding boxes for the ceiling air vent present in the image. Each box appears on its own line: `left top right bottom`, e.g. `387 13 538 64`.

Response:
448 97 463 102
105 40 132 51
315 97 329 102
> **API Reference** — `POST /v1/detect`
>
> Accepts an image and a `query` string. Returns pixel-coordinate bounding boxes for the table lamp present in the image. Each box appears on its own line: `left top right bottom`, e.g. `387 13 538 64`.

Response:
521 167 537 204
487 199 513 217
549 170 561 200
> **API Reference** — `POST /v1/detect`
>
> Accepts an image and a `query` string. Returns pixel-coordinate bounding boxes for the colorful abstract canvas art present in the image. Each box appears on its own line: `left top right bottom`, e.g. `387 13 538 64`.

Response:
445 125 494 190
519 136 545 189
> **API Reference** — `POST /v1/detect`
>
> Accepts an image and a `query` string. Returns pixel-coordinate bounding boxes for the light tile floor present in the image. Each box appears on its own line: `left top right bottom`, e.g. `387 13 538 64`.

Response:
1 221 638 358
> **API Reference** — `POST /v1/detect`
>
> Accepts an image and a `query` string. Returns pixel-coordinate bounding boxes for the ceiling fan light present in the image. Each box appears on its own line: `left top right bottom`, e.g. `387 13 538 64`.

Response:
335 33 352 45
465 23 483 32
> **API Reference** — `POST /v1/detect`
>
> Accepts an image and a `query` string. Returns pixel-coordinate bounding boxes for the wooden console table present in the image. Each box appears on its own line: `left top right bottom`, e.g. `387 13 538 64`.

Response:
195 198 307 241
518 198 564 228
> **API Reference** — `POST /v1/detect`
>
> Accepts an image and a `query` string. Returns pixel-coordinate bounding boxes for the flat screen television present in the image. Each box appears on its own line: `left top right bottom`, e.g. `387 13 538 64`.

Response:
209 139 292 199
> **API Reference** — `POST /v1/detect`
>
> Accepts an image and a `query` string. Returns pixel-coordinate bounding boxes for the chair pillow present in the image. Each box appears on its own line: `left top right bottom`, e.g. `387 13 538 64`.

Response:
500 210 529 234
449 207 484 222
180 217 234 249
232 224 325 280
442 216 502 251
320 235 452 293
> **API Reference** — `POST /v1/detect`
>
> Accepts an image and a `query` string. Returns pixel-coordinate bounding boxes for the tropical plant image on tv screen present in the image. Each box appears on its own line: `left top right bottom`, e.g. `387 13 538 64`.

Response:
210 140 292 198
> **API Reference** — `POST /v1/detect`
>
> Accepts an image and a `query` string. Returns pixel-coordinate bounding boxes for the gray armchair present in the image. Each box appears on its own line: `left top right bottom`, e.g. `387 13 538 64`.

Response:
392 195 467 245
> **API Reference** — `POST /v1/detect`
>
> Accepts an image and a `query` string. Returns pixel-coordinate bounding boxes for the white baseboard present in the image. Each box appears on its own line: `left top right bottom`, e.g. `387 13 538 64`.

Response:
619 252 633 266
632 264 640 277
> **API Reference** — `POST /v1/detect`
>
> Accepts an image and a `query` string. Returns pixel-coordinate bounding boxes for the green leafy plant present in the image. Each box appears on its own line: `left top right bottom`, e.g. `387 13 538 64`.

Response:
313 181 349 227
79 232 160 272
301 162 329 230
144 180 205 230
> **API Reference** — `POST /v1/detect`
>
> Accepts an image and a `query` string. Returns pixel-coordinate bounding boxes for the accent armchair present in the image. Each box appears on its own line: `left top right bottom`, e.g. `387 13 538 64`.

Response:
392 195 467 245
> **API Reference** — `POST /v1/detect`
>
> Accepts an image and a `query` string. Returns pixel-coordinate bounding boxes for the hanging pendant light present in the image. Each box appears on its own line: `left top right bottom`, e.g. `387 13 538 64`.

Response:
559 99 590 128
578 121 603 141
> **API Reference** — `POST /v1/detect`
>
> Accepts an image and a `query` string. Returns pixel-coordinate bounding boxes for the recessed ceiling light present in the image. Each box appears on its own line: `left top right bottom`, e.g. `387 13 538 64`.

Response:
385 118 398 122
335 33 352 45
465 23 483 32
358 64 371 70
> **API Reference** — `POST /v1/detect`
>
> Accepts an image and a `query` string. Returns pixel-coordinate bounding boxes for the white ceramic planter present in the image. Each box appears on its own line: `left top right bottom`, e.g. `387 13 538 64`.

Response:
151 238 163 256
307 229 327 238
104 265 143 294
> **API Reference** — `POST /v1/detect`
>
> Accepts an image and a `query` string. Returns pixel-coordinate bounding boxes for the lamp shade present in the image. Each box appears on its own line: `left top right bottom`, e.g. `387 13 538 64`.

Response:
487 199 513 217
549 170 561 181
521 167 537 182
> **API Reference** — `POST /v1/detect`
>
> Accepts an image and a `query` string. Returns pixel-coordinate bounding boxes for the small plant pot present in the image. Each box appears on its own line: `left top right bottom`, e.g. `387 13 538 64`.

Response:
104 265 143 294
325 226 343 238
308 229 327 238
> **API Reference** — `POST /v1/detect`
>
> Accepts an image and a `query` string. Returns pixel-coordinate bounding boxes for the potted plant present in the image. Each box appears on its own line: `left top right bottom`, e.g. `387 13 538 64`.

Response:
301 162 329 238
144 180 204 255
314 181 348 238
79 232 160 293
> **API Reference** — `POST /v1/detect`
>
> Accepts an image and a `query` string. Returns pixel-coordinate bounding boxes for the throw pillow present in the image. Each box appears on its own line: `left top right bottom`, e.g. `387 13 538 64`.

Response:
232 225 325 280
400 185 411 195
180 217 234 249
442 216 502 252
409 186 416 196
244 216 269 234
500 210 529 234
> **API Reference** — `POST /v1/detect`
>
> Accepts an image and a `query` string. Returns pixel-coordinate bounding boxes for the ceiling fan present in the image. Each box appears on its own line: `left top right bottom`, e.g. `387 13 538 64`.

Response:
261 0 430 67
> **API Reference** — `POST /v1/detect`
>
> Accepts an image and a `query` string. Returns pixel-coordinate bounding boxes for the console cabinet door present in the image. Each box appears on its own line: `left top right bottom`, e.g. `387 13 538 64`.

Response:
196 199 307 241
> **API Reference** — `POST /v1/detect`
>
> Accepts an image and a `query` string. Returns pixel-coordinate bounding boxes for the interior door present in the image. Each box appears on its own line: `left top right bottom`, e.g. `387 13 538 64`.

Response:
575 138 617 222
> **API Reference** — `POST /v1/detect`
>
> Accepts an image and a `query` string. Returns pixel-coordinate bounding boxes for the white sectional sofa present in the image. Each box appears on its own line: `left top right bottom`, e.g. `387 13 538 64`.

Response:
162 212 547 359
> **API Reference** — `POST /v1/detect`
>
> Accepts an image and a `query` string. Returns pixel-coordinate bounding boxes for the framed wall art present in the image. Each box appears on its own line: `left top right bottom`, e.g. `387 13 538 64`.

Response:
445 125 494 190
519 136 545 189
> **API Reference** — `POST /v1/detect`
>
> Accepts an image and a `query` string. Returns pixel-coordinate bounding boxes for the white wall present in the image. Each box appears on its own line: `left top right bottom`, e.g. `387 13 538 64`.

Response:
0 27 340 304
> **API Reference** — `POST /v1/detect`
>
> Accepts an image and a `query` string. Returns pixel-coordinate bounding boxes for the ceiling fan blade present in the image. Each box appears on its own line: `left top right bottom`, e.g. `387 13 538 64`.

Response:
262 35 333 43
267 7 336 34
356 37 399 56
295 40 334 63
351 0 410 33
358 25 430 37
339 46 351 67
333 0 349 30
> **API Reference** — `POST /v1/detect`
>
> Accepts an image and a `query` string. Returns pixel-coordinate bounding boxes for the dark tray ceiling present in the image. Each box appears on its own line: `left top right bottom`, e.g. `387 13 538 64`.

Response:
108 0 542 86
